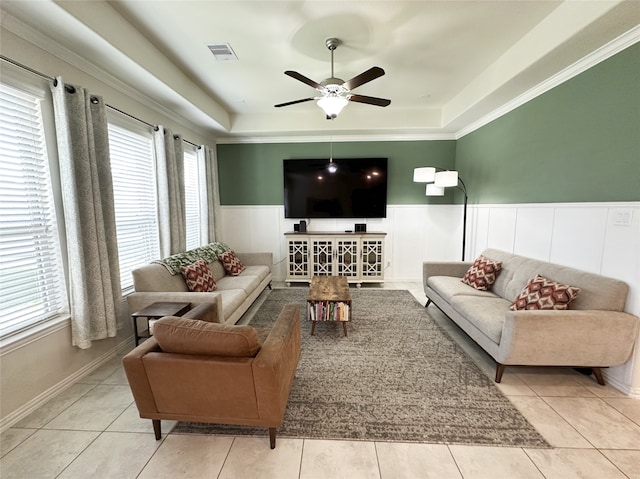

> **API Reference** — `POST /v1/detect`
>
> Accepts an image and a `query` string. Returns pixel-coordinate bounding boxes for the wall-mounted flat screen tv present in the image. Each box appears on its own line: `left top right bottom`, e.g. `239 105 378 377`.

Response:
283 158 388 219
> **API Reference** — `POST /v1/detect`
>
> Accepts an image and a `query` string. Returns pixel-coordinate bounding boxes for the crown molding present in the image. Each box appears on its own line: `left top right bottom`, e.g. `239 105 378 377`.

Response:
1 11 216 144
216 132 457 145
455 25 640 139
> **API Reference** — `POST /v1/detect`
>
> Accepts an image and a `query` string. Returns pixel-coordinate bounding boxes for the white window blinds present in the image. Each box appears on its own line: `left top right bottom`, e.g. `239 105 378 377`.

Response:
183 146 203 250
0 83 68 337
107 120 160 293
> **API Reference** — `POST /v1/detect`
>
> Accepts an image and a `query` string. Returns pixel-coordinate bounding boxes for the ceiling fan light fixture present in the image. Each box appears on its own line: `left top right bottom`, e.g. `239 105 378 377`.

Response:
317 96 348 118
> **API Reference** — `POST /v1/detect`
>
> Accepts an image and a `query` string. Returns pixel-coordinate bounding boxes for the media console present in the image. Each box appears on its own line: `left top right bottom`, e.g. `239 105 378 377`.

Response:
285 231 386 287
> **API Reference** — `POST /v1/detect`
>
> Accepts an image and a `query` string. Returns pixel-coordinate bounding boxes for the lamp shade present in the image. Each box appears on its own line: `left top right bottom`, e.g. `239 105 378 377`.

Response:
317 96 348 117
434 170 458 187
426 184 445 196
413 167 436 183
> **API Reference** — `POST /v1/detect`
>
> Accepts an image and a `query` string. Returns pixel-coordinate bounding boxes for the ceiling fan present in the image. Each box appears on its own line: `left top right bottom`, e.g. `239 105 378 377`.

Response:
274 37 391 119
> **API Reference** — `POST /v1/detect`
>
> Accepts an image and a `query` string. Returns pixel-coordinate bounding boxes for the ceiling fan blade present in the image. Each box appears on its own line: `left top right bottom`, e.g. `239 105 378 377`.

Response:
274 98 316 108
343 67 385 91
348 94 391 107
284 71 323 90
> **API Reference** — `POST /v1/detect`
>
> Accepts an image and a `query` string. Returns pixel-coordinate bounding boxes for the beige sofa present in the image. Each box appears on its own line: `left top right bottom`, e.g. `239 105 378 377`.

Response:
423 248 639 385
127 249 272 325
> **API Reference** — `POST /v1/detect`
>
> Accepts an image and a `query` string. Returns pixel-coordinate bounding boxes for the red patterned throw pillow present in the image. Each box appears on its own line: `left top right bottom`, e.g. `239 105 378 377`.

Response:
461 255 503 291
180 259 217 292
218 250 246 276
510 274 580 311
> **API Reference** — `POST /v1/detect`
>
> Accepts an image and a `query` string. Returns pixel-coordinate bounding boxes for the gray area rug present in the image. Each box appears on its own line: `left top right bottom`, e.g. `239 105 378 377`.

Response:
173 288 549 447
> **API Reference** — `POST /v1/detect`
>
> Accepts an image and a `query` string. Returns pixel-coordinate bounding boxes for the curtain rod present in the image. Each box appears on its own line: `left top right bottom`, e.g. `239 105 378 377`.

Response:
1 55 200 149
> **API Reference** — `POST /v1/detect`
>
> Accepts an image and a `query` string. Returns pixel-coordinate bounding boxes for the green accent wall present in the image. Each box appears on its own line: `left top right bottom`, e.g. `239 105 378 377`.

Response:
217 141 456 205
217 43 639 207
456 42 640 204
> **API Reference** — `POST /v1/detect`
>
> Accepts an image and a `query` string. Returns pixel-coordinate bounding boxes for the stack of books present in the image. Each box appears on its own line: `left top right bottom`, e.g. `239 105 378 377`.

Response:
308 301 350 322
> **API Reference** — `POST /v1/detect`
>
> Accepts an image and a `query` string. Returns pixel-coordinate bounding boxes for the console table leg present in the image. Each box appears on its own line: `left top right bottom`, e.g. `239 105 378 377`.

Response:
343 322 348 337
311 322 316 336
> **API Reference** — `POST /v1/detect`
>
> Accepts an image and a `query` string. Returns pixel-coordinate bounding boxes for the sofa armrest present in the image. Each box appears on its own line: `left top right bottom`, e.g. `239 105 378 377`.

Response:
498 310 640 366
237 252 273 270
122 338 162 416
252 304 301 424
422 261 472 291
127 292 223 322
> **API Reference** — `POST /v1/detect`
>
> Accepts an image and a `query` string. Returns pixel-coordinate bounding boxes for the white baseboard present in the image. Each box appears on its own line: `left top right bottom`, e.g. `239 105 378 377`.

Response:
0 336 133 432
604 370 640 399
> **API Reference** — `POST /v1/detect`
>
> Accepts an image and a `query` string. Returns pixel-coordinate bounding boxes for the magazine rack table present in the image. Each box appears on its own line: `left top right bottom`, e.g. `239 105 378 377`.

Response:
307 276 352 337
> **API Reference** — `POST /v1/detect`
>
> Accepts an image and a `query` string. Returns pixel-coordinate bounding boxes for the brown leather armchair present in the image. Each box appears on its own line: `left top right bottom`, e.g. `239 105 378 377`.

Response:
123 302 301 449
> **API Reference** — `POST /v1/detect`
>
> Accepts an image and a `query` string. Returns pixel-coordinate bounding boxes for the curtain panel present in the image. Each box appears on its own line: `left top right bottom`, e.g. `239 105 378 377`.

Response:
51 77 122 349
154 126 186 256
198 144 222 242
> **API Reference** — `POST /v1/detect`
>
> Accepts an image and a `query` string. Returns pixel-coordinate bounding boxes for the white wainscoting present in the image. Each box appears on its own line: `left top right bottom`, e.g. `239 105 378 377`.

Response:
219 205 464 283
219 202 640 395
466 202 640 396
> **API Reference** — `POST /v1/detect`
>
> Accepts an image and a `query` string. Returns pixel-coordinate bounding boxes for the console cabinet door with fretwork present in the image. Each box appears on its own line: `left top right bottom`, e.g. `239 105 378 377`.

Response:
360 236 385 282
335 239 359 280
285 232 385 286
286 238 310 284
311 238 334 276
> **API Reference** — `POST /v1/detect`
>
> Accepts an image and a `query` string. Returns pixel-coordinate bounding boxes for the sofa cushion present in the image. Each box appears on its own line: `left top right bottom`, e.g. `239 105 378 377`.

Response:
428 276 499 299
510 274 581 311
481 248 629 311
451 296 512 344
153 316 260 357
461 255 503 291
132 263 189 292
208 260 227 282
180 259 217 292
216 273 263 295
219 250 246 276
242 265 271 282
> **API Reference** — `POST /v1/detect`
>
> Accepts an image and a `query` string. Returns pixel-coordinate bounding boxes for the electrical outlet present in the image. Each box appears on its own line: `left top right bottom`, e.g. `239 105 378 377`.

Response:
613 209 633 226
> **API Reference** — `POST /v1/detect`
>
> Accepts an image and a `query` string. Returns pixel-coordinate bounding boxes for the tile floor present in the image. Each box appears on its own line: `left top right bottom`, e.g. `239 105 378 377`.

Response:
2 282 640 478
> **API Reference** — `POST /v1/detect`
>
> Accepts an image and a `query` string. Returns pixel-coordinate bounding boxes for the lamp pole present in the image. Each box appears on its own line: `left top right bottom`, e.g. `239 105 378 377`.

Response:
456 178 468 261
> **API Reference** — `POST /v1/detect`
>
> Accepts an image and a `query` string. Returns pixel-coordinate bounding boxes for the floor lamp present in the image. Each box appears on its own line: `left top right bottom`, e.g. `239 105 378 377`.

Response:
413 167 468 261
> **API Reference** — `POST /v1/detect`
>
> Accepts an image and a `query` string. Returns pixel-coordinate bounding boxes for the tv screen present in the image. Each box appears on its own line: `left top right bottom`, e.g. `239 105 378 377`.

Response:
283 158 388 219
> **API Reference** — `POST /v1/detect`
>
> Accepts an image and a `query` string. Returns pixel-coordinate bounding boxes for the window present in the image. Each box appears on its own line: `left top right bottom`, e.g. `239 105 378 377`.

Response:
107 116 160 293
0 82 68 337
183 145 204 249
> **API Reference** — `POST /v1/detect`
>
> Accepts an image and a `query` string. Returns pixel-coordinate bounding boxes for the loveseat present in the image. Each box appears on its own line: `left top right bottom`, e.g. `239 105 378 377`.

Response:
127 243 272 325
123 302 302 449
423 248 639 385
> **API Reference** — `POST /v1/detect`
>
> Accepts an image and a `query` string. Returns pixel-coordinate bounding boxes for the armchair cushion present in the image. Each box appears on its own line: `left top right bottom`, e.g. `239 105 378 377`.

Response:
153 317 261 357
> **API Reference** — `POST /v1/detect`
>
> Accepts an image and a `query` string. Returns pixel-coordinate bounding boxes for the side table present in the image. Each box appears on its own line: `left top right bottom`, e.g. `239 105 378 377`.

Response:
131 301 191 346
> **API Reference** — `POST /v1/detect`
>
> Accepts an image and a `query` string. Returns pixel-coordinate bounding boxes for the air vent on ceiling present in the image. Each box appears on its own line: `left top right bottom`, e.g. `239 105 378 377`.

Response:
207 43 238 61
